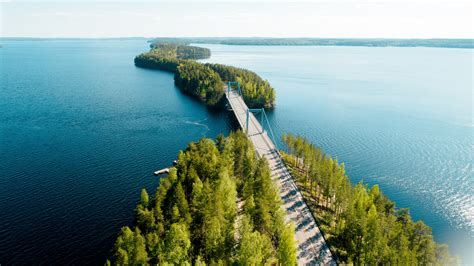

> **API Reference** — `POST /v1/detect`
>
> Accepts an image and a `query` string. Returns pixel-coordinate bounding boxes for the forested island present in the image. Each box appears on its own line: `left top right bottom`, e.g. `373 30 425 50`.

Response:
134 43 275 108
280 134 457 264
108 132 297 265
149 37 474 49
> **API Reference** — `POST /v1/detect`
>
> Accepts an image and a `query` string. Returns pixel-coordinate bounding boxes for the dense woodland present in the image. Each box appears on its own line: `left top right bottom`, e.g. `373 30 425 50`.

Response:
205 64 275 108
174 61 224 106
134 43 275 108
280 133 458 265
148 43 211 60
109 131 297 265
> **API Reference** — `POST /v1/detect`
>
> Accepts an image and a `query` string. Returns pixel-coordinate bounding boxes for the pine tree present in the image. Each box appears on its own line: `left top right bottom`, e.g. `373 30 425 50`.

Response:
278 223 297 265
140 188 149 207
164 223 191 264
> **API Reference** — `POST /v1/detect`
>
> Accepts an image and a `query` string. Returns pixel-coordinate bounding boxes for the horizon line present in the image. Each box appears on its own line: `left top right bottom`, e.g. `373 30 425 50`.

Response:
1 36 473 40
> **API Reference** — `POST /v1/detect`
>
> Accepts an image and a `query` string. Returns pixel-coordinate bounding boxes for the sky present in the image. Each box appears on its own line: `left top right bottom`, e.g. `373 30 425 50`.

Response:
1 0 473 38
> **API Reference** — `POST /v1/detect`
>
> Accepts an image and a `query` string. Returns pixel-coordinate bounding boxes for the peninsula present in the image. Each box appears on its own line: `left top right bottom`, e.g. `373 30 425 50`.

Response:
134 43 275 108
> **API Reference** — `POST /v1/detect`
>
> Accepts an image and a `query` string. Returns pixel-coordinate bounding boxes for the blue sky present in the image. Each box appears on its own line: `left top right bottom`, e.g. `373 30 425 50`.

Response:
1 0 473 38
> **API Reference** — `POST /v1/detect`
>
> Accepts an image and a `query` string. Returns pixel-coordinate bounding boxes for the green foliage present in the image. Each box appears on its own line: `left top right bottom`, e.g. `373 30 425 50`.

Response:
140 188 149 207
281 133 458 265
164 222 191 264
149 42 211 60
112 226 148 265
134 43 275 108
134 49 182 72
239 228 274 265
205 63 275 108
177 45 211 60
109 131 297 265
278 223 297 266
174 61 224 106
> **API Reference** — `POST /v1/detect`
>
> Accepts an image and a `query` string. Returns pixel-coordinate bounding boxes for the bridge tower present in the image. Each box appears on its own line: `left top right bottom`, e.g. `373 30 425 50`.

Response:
227 81 242 96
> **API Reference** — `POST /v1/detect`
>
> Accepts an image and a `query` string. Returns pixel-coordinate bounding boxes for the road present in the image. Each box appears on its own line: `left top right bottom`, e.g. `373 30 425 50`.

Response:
225 89 335 265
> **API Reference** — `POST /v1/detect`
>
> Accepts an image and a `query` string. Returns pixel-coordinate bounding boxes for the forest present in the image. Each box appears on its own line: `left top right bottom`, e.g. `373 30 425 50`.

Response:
174 61 224 106
148 43 211 60
108 131 297 265
134 43 276 108
280 133 458 265
205 63 275 108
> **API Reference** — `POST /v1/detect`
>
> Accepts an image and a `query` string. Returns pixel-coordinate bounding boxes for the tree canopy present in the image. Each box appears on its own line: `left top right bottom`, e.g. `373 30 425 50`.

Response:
281 133 459 265
109 131 297 265
206 63 275 108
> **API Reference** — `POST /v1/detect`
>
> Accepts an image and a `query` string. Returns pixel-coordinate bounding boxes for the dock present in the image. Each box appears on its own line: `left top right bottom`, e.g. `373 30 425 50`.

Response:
153 168 169 175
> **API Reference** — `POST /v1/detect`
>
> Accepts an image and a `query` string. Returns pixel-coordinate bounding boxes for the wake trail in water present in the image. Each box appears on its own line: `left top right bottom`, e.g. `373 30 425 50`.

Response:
183 118 211 136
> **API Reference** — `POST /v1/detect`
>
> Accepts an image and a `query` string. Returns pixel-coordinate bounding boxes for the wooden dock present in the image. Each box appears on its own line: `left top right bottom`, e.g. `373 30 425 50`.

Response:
153 168 169 175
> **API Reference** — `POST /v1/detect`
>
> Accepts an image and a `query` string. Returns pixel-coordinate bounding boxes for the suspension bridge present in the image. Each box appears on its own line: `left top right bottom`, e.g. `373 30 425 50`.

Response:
225 82 335 265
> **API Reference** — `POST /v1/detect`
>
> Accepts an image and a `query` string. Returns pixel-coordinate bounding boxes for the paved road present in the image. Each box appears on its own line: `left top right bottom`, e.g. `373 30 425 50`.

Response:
225 89 335 265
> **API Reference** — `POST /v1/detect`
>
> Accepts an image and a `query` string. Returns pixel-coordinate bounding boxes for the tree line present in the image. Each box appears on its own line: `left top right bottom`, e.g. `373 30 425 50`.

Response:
134 43 276 108
108 131 297 265
148 37 474 49
281 133 458 265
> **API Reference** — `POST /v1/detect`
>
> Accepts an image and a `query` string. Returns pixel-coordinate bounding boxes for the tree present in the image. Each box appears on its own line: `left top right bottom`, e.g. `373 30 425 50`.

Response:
175 183 191 224
135 205 155 233
239 230 274 265
140 188 149 207
412 221 436 265
113 226 148 265
164 223 191 264
278 223 297 266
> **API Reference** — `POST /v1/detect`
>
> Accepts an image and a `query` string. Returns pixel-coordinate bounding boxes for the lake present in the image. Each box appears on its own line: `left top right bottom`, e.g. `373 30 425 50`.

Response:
0 40 472 264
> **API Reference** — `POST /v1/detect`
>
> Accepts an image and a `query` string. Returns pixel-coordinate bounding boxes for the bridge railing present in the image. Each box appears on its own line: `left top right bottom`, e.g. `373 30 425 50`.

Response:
246 108 279 151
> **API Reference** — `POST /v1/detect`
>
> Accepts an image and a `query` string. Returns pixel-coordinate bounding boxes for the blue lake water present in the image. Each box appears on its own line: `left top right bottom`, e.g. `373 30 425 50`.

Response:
0 40 472 264
0 40 233 264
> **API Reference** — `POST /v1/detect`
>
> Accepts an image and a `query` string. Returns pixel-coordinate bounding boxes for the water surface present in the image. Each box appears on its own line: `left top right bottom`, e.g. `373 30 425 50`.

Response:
0 40 232 264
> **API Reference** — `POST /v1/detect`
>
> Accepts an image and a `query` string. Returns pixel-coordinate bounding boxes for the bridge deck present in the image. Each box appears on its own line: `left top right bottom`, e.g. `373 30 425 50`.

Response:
225 89 335 265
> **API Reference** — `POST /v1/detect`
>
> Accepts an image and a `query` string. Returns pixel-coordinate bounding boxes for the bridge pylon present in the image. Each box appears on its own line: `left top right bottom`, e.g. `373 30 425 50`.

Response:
227 81 242 96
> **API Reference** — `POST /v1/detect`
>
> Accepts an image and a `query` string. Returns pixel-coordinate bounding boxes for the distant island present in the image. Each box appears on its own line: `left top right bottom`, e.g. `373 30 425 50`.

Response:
149 37 474 49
